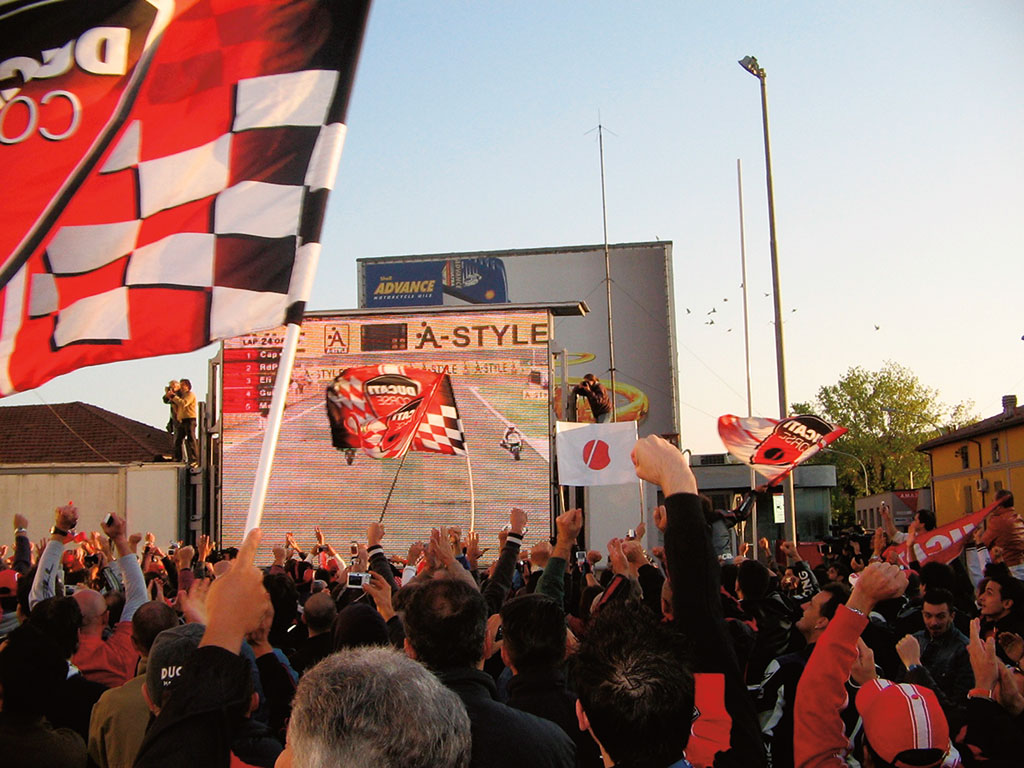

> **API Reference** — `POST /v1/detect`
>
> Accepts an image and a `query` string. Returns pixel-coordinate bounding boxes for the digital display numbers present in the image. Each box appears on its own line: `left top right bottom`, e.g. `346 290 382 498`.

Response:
361 323 408 351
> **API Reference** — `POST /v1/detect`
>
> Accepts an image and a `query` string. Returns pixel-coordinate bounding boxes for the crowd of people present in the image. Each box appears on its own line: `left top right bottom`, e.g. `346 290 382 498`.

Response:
1 436 1023 767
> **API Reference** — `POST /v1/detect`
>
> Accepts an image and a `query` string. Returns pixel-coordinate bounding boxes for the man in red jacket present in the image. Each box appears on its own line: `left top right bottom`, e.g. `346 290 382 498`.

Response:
794 562 960 767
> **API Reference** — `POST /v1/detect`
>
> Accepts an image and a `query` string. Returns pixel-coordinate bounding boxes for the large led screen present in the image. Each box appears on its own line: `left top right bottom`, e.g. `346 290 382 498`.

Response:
220 309 552 560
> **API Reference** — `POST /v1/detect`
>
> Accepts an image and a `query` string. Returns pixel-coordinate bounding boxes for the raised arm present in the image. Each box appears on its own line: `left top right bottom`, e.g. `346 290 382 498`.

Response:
794 562 908 768
13 513 32 575
537 508 582 604
30 503 78 609
102 512 147 621
481 507 526 615
366 522 399 592
633 435 764 767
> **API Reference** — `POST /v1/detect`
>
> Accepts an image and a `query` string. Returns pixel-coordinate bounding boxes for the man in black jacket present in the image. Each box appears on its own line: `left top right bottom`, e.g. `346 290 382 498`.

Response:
501 593 602 767
632 434 765 767
403 577 575 768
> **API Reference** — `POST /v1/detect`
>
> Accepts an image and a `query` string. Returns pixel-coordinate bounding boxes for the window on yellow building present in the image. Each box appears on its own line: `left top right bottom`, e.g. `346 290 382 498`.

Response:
992 438 1001 463
958 446 970 470
964 485 973 514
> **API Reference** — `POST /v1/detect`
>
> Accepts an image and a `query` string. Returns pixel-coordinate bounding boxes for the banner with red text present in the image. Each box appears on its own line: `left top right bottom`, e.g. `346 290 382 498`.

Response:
883 499 1003 567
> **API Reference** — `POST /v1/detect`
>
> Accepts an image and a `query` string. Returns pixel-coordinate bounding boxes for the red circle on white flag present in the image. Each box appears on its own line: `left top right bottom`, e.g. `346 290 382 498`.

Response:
582 439 611 470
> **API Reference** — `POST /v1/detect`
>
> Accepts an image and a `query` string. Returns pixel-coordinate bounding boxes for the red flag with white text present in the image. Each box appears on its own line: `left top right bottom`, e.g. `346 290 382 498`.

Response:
325 365 467 459
0 0 370 396
718 414 848 486
882 499 1002 567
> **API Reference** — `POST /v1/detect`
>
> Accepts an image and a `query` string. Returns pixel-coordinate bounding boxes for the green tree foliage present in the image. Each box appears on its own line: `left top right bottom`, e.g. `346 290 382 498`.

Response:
792 362 975 520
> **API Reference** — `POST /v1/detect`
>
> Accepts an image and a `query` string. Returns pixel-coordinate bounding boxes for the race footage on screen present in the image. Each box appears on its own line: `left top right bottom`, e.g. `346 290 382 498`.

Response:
220 309 551 556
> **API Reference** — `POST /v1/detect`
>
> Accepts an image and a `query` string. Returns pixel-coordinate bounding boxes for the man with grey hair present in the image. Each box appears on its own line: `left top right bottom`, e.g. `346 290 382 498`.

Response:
282 646 471 768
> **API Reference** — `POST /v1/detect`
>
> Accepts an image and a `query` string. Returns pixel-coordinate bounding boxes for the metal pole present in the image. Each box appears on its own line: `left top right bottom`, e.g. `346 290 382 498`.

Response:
744 57 795 542
598 124 617 421
737 158 757 547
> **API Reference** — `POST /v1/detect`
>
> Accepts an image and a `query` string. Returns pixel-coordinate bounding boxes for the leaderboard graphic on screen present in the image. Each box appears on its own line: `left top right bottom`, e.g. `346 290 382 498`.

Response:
220 310 552 557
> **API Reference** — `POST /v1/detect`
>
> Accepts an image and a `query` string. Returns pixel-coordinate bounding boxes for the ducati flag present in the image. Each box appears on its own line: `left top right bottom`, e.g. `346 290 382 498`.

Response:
556 421 638 487
326 365 467 459
718 414 848 486
0 0 370 396
882 499 1003 568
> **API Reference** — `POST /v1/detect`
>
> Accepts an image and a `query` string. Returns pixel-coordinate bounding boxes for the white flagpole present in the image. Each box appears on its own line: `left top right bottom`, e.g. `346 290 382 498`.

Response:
465 449 476 530
637 474 645 523
244 321 301 534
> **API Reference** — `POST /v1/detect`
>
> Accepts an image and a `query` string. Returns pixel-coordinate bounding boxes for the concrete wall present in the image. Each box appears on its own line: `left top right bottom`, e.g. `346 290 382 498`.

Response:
0 464 182 547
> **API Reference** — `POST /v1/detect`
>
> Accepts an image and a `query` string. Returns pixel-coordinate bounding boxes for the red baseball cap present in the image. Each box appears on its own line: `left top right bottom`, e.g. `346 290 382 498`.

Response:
0 569 18 595
857 679 952 766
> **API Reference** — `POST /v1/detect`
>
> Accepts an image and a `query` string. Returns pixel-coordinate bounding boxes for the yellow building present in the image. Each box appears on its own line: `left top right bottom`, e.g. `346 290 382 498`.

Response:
917 395 1024 526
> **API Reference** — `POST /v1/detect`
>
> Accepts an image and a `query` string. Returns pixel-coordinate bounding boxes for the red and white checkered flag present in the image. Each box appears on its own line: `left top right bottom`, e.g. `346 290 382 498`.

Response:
326 365 467 459
0 0 370 396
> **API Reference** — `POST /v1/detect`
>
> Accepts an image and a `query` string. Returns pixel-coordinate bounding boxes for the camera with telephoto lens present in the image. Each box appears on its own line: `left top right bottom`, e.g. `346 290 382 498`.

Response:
346 572 371 589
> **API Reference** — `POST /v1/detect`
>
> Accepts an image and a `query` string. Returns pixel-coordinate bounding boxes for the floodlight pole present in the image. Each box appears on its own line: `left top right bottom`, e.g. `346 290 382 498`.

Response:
739 55 796 543
737 158 757 546
598 124 617 421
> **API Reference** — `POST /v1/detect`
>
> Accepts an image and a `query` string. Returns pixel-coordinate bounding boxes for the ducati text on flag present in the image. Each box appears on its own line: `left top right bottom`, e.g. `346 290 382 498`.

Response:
718 414 848 486
0 0 371 396
326 365 467 459
556 421 638 487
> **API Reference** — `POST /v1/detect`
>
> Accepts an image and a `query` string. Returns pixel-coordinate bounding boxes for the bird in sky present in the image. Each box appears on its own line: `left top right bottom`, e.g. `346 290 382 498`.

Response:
707 308 717 315
874 324 880 331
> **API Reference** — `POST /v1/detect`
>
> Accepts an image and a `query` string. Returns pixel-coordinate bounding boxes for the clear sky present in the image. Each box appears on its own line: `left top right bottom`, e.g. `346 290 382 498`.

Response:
4 1 1023 454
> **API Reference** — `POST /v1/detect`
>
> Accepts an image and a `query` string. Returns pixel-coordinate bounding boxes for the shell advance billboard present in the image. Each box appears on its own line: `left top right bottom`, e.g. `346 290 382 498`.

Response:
358 242 679 440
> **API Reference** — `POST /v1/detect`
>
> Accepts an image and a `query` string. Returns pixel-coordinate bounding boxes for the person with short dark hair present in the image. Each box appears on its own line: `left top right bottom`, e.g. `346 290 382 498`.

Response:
162 380 180 434
288 591 337 675
571 373 612 423
25 594 108 741
738 559 802 684
631 435 764 765
892 588 973 733
169 377 198 466
572 602 695 768
977 570 1024 663
795 562 960 767
751 582 849 768
403 577 575 768
982 490 1024 579
0 622 88 767
500 592 602 767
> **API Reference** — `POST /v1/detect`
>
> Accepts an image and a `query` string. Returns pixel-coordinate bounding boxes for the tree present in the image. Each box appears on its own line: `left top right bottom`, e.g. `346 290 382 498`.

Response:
792 362 975 521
